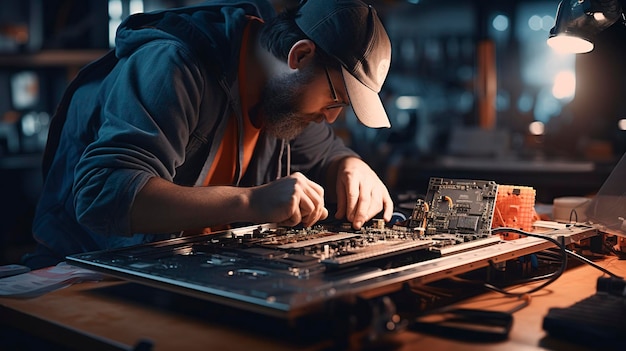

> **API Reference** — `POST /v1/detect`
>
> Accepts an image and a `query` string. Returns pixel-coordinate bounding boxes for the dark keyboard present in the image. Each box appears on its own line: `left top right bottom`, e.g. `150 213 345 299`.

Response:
543 290 626 348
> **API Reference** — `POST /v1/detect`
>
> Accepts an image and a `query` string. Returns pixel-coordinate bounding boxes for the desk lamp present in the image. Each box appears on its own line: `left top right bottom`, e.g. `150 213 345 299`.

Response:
547 0 625 53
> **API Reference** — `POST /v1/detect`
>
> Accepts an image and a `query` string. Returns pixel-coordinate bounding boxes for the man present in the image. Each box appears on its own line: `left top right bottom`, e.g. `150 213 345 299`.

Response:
23 0 394 269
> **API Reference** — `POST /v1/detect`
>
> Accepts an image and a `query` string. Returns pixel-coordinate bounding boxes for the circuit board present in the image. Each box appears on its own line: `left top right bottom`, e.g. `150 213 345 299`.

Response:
422 178 498 235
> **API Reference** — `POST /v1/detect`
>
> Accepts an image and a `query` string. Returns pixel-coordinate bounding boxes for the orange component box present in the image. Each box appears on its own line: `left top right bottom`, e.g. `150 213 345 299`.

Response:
492 185 537 240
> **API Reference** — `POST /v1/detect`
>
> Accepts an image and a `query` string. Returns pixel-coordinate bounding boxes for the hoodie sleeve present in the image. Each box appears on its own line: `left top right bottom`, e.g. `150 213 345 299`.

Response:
72 40 205 236
288 122 359 185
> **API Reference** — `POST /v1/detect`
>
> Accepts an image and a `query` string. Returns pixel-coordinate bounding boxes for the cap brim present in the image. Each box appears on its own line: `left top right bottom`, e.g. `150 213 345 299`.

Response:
341 66 390 128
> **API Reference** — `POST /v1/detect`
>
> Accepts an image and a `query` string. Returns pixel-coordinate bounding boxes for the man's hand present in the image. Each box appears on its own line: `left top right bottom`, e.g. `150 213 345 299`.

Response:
333 157 393 229
130 174 327 234
248 172 328 228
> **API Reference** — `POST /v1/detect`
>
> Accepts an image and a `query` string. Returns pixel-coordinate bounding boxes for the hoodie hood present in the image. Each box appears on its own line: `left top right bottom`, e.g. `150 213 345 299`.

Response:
114 0 275 81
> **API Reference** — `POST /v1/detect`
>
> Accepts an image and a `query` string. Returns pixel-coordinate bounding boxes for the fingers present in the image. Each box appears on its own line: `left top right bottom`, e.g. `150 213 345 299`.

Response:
250 172 327 227
278 196 302 227
254 168 394 230
344 178 361 223
342 180 394 230
302 206 328 228
349 186 371 229
286 173 327 227
382 191 394 222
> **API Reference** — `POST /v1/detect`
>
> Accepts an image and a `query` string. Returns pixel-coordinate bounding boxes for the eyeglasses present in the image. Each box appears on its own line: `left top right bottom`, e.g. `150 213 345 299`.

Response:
324 66 350 110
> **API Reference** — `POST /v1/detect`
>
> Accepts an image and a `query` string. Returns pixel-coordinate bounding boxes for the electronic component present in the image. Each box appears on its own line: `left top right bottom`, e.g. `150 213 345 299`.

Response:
492 185 537 239
423 178 498 236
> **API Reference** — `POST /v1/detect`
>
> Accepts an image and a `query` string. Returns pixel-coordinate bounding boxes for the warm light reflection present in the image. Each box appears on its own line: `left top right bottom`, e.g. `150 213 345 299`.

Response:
593 12 607 21
618 119 626 130
547 35 594 54
552 70 576 99
529 121 545 135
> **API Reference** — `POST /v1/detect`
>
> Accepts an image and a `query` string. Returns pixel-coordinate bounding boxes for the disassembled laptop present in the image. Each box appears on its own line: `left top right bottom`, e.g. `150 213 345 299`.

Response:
67 177 599 322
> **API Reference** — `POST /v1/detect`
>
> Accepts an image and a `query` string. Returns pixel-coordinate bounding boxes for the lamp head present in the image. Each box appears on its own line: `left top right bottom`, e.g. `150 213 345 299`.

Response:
548 0 624 53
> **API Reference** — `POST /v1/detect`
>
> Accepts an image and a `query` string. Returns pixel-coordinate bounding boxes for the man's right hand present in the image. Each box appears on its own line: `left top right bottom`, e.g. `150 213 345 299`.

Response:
248 172 328 228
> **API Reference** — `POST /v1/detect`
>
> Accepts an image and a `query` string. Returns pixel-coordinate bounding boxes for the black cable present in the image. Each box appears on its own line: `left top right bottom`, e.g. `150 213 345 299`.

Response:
505 294 531 314
569 208 579 222
487 260 506 272
487 227 568 297
493 227 623 283
565 248 623 279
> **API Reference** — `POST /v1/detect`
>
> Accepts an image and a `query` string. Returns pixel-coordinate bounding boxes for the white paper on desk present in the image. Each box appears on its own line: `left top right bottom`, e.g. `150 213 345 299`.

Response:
0 262 104 298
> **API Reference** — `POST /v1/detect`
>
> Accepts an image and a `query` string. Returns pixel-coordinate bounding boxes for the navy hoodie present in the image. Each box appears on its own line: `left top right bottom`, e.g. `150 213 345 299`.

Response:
31 0 357 264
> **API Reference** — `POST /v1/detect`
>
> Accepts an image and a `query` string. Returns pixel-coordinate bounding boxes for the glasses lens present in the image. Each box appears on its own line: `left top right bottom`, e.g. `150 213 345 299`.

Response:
324 66 339 103
324 65 350 111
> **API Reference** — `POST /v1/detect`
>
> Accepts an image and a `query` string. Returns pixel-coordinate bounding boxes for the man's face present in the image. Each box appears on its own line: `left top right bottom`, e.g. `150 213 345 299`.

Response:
259 64 348 140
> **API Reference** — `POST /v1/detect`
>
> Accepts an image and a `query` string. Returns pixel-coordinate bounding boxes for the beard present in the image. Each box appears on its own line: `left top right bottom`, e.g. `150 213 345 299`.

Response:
259 67 319 140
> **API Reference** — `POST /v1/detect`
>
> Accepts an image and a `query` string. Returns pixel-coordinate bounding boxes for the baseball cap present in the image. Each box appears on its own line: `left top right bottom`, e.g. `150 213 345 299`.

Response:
295 0 392 128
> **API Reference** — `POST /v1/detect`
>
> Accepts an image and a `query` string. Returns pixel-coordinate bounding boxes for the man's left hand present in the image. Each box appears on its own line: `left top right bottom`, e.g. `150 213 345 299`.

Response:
333 157 393 229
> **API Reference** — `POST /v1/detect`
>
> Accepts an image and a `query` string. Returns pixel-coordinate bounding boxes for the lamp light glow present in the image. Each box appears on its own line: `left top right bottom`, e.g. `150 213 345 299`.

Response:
547 0 624 54
547 35 594 53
